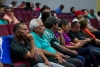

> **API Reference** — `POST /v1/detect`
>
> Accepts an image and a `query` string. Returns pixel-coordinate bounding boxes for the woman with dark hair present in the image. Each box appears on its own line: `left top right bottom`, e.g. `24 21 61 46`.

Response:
55 19 98 67
24 2 32 10
41 12 51 26
70 7 75 15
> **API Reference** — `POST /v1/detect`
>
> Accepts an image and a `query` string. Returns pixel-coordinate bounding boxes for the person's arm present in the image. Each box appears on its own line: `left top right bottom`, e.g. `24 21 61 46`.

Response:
10 13 15 23
24 34 37 60
37 49 50 66
57 27 65 46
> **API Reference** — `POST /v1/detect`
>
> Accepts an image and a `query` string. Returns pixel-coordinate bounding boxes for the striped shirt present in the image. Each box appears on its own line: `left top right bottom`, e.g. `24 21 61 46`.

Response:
10 37 44 66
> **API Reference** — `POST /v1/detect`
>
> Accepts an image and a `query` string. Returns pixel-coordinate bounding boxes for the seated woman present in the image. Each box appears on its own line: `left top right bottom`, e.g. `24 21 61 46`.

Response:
55 19 98 67
3 7 19 24
79 19 100 44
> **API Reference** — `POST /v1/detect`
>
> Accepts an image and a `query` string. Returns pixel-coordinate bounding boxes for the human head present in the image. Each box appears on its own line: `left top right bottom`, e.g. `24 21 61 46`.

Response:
97 11 100 16
41 12 51 25
60 5 64 10
90 9 94 15
75 10 83 19
70 7 75 13
0 0 2 5
22 1 26 6
45 16 59 31
40 7 48 12
59 19 71 33
13 23 29 39
82 9 89 17
71 21 80 32
35 2 40 8
11 1 17 6
29 19 45 35
79 19 88 29
4 7 12 15
26 2 31 8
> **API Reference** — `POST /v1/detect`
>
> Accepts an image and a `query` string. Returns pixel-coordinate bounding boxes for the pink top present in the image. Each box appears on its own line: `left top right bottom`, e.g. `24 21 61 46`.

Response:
3 14 19 24
36 7 41 11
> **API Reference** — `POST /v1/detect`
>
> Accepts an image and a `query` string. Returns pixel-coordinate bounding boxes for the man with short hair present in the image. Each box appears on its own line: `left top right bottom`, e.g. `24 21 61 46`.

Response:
68 21 100 65
10 23 65 67
55 5 64 13
30 18 83 67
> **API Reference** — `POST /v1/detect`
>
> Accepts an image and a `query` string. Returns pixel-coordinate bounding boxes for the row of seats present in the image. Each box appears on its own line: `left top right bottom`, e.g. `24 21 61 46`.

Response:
0 22 30 36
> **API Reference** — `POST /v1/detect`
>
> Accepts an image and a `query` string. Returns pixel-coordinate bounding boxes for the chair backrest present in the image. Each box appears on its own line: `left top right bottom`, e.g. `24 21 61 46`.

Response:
7 24 15 35
0 35 13 64
0 25 9 36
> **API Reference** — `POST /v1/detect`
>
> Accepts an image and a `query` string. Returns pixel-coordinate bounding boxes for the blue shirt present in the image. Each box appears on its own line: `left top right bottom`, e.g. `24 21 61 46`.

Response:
55 8 62 13
30 31 57 60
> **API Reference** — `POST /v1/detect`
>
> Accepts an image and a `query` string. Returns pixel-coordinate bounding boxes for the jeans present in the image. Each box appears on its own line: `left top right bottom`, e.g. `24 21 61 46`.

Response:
76 46 98 67
76 55 85 67
50 58 83 67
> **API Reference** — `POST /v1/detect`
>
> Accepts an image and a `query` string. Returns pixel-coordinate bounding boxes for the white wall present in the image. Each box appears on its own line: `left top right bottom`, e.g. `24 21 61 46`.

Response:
4 0 96 12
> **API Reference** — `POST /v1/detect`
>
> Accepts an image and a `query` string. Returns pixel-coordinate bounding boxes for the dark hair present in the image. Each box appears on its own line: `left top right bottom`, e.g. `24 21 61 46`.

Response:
26 2 31 8
45 16 58 29
13 23 25 33
59 19 70 28
71 21 79 28
97 11 100 16
79 19 88 29
40 7 48 12
4 7 12 13
70 7 75 13
41 12 50 24
60 5 64 8
45 20 57 29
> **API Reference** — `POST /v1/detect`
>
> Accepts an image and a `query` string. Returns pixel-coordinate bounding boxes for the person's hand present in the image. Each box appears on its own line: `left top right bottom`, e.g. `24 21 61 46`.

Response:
55 54 66 63
71 50 78 55
45 60 50 66
75 42 84 48
10 12 14 17
57 27 63 34
0 63 4 67
86 38 92 42
26 33 34 41
58 52 69 58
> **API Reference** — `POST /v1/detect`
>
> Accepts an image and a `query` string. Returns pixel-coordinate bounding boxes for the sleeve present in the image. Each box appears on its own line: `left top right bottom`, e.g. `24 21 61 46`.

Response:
68 32 77 42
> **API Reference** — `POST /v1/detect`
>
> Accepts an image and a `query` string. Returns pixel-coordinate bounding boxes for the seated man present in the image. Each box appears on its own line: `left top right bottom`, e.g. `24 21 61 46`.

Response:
30 18 83 67
3 7 19 24
68 21 100 65
10 23 64 67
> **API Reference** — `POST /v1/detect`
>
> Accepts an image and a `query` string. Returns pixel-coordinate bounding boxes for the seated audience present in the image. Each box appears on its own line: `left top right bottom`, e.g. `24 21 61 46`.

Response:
35 2 41 11
10 23 65 67
82 9 100 39
72 10 83 22
70 7 75 16
30 18 83 67
68 21 100 65
8 1 17 8
19 1 26 8
88 9 96 19
30 2 34 10
56 19 98 67
55 5 64 13
0 7 4 19
3 7 19 24
79 19 100 44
